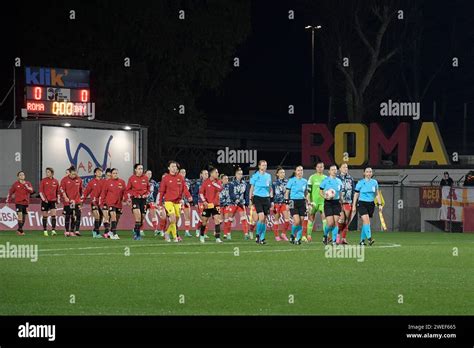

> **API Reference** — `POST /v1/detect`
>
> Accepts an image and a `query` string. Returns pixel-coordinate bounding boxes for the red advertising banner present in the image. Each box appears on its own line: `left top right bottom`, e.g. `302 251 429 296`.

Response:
419 186 442 208
0 200 292 232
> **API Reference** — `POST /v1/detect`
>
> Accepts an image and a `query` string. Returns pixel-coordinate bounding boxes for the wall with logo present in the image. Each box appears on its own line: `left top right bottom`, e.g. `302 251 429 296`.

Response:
19 119 147 191
42 125 139 185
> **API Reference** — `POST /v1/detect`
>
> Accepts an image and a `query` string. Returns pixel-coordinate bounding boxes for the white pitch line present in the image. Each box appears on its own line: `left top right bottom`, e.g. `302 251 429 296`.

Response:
39 241 252 252
39 243 401 257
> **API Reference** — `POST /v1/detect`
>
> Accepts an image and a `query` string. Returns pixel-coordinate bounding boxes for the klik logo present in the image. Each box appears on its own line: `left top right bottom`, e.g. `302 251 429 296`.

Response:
0 205 18 228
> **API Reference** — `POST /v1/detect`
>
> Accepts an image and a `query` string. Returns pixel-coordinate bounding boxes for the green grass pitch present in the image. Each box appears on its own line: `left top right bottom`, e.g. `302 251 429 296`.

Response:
0 230 473 315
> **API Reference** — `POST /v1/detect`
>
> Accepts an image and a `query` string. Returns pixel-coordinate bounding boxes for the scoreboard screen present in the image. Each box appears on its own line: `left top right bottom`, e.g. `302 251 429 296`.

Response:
26 86 90 103
23 66 95 119
26 100 94 117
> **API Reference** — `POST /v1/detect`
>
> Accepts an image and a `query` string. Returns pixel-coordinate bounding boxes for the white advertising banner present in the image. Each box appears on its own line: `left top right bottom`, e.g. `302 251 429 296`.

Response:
41 126 139 185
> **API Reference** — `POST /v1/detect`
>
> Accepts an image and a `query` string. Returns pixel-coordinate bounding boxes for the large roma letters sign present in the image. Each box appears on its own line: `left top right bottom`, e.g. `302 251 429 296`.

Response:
302 122 449 167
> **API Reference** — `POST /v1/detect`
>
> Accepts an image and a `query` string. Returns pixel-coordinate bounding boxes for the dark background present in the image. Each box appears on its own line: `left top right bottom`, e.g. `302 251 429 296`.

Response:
1 0 474 176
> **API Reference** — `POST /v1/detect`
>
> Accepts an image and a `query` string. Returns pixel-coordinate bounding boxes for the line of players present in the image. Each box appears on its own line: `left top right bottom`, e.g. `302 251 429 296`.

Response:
4 160 382 246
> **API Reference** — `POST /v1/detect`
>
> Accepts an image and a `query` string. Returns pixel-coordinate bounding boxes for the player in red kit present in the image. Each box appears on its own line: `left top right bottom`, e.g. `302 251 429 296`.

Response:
82 167 104 238
39 167 60 236
198 167 223 243
156 161 193 243
60 166 83 237
5 171 34 236
100 168 113 236
126 163 150 240
100 168 127 239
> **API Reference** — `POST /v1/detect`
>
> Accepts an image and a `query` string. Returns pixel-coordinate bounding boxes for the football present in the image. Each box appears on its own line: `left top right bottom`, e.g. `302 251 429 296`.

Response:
324 188 336 200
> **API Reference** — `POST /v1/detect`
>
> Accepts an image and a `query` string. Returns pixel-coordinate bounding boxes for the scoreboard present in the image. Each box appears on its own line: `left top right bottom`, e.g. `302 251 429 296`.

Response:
24 67 95 119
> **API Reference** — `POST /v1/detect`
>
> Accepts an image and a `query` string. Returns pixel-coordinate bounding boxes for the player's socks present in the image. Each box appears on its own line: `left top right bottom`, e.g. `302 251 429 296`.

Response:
223 219 229 235
342 224 348 239
249 223 256 232
134 223 141 237
323 223 330 237
291 225 297 237
260 221 267 240
51 217 57 230
168 223 177 239
215 223 221 239
273 223 279 237
241 219 249 234
307 220 314 237
283 220 290 233
364 224 372 239
360 224 367 242
104 222 110 235
64 214 71 234
199 224 206 237
256 221 262 238
184 220 191 233
322 219 328 233
42 217 48 231
111 221 117 235
331 225 339 243
152 218 159 231
296 225 303 240
94 220 100 234
337 221 345 234
302 219 308 237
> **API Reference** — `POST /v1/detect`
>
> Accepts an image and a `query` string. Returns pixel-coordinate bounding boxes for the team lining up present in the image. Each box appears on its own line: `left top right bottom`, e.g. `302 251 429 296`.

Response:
4 160 383 245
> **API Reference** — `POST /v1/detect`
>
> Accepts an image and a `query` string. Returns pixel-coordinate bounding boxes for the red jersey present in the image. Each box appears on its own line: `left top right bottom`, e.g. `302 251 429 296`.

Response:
39 177 60 202
60 176 83 206
7 180 34 205
157 173 191 204
82 178 104 205
126 175 150 199
100 178 127 208
199 178 223 206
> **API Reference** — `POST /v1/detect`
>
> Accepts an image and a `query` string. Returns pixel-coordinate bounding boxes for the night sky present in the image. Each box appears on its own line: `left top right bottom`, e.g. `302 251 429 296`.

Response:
2 0 474 171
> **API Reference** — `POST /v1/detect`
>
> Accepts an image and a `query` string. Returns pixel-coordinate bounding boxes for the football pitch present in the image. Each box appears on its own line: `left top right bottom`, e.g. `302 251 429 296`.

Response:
0 230 473 315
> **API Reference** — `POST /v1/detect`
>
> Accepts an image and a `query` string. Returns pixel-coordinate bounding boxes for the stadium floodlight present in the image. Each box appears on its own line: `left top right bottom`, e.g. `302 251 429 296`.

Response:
304 24 323 123
63 123 71 127
124 126 132 130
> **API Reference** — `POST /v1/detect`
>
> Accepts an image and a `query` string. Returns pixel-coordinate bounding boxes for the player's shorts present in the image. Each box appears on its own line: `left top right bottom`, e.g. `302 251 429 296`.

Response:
15 204 28 215
91 203 101 212
309 201 324 215
324 199 341 217
272 203 287 215
63 204 81 215
228 205 246 215
202 206 220 217
41 201 57 211
289 199 306 217
164 201 181 217
108 206 122 214
253 196 271 215
131 198 147 214
357 201 375 218
341 203 352 213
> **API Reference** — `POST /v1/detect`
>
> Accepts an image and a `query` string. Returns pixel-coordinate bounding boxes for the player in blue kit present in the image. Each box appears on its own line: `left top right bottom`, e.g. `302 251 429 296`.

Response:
352 167 382 246
249 160 273 245
319 164 343 245
284 165 309 245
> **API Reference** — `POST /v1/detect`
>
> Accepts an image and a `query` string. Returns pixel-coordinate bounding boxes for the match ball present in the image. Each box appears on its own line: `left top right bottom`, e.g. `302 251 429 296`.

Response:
324 189 336 200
